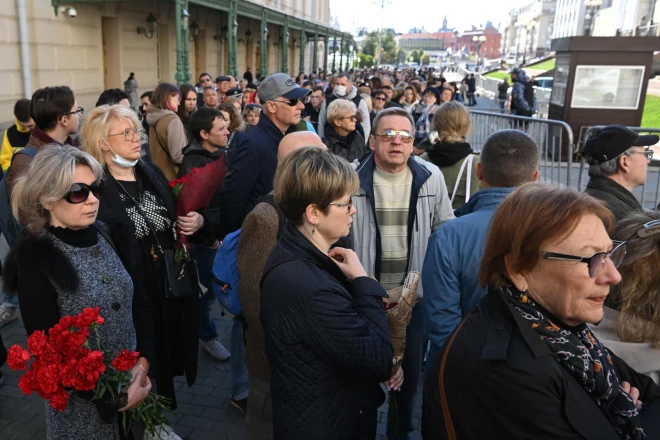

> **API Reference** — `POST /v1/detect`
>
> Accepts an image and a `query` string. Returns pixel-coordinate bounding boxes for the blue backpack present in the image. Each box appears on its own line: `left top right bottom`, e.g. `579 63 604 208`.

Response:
211 194 285 318
0 147 38 247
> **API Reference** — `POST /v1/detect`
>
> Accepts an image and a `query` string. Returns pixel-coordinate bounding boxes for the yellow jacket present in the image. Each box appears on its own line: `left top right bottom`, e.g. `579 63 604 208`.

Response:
1 120 32 171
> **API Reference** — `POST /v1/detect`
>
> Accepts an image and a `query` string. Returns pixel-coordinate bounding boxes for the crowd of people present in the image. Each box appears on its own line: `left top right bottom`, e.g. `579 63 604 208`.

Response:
0 61 659 440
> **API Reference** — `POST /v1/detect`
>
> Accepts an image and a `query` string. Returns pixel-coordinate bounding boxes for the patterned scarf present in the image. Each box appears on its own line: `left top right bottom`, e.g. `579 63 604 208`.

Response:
500 285 646 440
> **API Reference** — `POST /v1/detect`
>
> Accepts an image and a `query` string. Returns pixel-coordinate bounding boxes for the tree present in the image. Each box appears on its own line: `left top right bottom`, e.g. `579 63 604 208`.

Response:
358 54 374 68
408 49 424 63
361 29 397 64
420 53 430 66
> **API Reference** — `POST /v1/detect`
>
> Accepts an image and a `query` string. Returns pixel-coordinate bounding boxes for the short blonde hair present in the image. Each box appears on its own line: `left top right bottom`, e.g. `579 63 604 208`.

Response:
431 101 471 144
79 104 141 167
326 99 357 126
12 144 104 234
274 147 360 225
361 94 373 113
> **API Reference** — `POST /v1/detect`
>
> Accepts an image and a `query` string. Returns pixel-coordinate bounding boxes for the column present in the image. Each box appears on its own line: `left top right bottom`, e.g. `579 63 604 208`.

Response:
260 10 268 77
181 0 191 83
312 27 318 73
282 17 289 74
331 33 337 72
323 35 328 73
299 23 306 74
227 0 238 77
174 0 185 84
339 37 344 72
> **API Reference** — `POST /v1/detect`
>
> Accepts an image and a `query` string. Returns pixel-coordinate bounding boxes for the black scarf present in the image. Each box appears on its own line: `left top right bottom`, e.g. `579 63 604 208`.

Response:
500 285 645 440
426 141 473 167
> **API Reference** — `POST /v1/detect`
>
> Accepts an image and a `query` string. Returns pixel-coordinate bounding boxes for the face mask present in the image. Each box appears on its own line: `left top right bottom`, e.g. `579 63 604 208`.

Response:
334 85 347 96
107 145 138 168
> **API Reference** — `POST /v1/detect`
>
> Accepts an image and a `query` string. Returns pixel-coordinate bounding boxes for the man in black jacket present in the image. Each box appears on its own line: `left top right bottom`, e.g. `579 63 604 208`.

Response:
221 73 310 233
178 107 232 362
583 125 657 222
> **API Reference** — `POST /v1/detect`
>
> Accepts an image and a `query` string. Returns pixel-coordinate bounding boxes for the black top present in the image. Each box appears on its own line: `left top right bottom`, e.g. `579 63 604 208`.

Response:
260 224 393 439
585 176 642 222
422 288 660 440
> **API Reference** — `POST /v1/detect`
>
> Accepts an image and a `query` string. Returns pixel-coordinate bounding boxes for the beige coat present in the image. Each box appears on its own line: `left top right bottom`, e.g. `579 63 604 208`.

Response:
590 306 660 385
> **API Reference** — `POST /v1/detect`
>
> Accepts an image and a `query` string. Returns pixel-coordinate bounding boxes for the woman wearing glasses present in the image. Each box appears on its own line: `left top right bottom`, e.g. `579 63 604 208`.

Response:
5 145 153 439
80 105 213 416
261 147 399 439
592 212 660 386
322 99 368 163
423 184 660 440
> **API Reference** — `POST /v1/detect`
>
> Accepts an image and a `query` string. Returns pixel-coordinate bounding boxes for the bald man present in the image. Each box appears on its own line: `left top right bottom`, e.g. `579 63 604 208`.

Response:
232 131 326 436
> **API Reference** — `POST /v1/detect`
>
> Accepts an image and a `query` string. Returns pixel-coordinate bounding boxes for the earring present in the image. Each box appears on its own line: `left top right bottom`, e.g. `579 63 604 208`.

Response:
312 226 315 235
520 289 528 304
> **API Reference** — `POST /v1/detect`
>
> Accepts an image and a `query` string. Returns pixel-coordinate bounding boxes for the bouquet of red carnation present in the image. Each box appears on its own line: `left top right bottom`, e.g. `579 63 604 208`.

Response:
168 155 227 262
383 271 420 435
7 307 173 435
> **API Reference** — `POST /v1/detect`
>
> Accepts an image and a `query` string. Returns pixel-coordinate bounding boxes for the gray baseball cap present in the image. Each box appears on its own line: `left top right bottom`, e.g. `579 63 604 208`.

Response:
258 73 311 102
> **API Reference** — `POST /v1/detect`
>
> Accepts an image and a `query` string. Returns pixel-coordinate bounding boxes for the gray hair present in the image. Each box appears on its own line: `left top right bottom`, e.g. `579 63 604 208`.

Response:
480 130 539 187
371 107 415 137
11 144 104 233
326 99 357 126
588 148 634 177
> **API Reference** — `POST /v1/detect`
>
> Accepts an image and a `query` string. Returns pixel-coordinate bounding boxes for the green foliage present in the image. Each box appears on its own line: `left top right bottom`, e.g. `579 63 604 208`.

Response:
484 70 509 80
358 53 375 68
420 53 430 66
408 50 424 63
642 95 660 128
361 29 397 64
526 58 556 72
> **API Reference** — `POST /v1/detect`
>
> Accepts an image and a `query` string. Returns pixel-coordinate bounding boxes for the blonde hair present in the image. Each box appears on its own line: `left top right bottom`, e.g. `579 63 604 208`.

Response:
361 94 373 113
79 104 141 167
11 144 104 234
274 147 360 225
326 99 357 126
431 101 471 144
609 211 660 348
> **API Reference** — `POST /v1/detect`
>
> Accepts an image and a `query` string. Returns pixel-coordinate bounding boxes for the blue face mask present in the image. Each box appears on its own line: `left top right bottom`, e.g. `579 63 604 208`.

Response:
108 145 138 168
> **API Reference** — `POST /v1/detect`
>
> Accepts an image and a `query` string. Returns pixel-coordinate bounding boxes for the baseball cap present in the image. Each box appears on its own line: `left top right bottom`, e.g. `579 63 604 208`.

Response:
583 124 659 165
258 73 311 102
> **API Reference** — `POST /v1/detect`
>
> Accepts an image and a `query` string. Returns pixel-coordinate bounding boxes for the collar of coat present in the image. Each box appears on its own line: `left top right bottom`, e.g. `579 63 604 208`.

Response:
586 176 642 211
254 112 297 146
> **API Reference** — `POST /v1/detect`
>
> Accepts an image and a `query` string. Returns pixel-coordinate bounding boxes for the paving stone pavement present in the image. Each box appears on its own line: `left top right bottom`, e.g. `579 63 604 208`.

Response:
1 297 421 439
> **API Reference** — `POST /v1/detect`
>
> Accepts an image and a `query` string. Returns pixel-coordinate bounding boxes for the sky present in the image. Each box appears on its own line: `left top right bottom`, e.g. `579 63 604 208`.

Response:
329 0 528 34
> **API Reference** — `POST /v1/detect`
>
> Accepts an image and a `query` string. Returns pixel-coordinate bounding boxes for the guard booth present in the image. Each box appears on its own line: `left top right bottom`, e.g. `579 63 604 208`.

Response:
548 37 660 152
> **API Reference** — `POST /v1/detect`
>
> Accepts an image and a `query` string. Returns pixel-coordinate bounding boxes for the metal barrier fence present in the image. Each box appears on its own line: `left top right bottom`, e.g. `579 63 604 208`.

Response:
576 126 660 209
467 109 576 187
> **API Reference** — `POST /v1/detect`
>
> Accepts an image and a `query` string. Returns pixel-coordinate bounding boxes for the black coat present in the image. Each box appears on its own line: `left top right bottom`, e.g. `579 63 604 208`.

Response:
585 176 643 222
322 125 369 163
221 116 295 233
178 141 226 239
260 224 393 440
4 221 155 364
422 288 660 440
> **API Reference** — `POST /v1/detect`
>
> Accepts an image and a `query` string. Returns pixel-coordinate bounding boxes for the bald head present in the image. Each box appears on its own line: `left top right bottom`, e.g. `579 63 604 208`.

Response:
277 131 326 161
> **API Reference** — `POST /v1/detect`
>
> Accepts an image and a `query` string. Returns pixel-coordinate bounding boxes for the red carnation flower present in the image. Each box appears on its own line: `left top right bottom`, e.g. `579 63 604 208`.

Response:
27 330 48 357
74 350 106 391
18 367 41 395
48 387 69 412
76 307 104 328
7 344 31 370
37 364 61 396
111 350 139 372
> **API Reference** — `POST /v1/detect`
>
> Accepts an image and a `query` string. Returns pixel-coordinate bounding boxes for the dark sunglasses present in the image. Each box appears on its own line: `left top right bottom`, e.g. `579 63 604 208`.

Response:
272 98 300 106
64 180 105 204
543 240 627 278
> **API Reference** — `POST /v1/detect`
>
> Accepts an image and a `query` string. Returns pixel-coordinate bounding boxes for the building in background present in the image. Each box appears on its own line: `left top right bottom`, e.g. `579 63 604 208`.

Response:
0 0 352 125
593 0 660 36
398 17 456 54
502 0 557 63
456 24 502 60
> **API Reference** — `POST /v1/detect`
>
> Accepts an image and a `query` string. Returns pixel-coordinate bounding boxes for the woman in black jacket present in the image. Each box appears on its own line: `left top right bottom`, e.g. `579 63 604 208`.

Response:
423 184 660 440
261 147 400 440
5 145 153 439
322 99 368 163
80 105 215 410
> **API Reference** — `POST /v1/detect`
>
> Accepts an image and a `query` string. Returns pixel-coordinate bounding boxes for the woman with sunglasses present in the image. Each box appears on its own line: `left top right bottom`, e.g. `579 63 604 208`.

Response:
322 99 368 163
5 145 154 439
261 147 398 439
423 184 660 440
80 105 214 417
591 211 660 387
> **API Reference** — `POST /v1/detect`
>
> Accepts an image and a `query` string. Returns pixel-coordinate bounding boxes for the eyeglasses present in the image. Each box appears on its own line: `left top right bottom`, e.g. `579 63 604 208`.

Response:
341 114 358 121
65 107 84 116
272 98 300 107
543 240 627 278
374 97 386 101
63 180 105 204
328 198 353 213
108 127 146 142
374 129 414 144
629 150 654 160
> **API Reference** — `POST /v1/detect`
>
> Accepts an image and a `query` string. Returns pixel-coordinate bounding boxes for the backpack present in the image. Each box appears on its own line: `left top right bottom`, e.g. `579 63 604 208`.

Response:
0 147 38 247
211 193 285 318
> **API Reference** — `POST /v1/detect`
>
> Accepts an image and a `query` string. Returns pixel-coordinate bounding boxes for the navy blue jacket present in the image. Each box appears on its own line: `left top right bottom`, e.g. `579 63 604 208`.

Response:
422 187 515 373
221 116 294 233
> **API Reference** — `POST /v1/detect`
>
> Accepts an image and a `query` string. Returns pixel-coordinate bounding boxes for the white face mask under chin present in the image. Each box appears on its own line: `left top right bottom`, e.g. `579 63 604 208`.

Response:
108 145 138 168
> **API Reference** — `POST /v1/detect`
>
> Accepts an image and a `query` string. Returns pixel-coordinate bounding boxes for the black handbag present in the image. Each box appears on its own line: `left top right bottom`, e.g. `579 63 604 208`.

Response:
113 177 198 299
